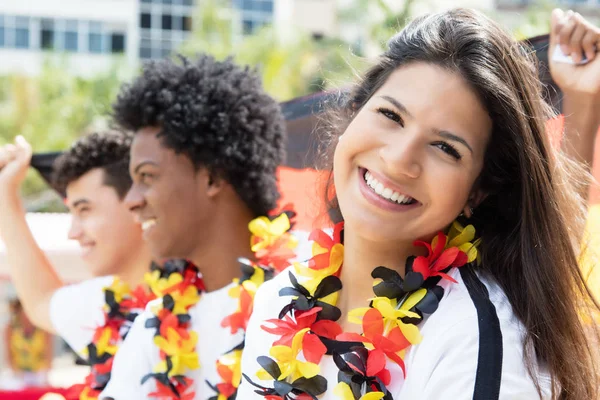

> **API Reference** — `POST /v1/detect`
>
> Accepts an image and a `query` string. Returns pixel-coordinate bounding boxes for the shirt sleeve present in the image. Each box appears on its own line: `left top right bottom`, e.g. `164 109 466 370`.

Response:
401 315 546 400
49 276 114 356
100 311 155 400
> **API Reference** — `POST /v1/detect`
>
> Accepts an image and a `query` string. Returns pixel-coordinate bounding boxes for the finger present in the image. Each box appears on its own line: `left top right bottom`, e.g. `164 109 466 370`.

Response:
569 20 587 63
550 8 565 48
581 30 598 62
559 10 577 55
4 144 17 162
0 145 16 168
14 135 32 165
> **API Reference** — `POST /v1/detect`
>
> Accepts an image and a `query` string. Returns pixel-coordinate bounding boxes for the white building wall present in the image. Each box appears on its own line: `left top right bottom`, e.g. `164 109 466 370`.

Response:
0 0 138 75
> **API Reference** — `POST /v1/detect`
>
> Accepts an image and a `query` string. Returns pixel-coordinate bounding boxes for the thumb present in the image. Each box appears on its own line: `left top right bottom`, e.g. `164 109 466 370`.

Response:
14 135 32 166
550 8 564 50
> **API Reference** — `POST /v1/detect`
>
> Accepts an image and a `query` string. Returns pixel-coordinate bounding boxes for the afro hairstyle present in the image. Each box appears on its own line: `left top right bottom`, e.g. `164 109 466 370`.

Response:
111 54 286 217
52 131 133 199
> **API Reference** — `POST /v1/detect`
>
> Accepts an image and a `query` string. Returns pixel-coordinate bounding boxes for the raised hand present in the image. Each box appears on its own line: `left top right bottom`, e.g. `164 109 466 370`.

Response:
0 136 32 196
549 8 600 100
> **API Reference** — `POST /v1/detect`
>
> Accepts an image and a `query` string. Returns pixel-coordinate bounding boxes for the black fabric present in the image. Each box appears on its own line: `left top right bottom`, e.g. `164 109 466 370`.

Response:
460 266 503 400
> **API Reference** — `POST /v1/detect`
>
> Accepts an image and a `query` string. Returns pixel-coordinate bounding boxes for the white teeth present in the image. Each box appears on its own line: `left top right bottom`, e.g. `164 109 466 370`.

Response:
141 219 156 231
363 170 414 205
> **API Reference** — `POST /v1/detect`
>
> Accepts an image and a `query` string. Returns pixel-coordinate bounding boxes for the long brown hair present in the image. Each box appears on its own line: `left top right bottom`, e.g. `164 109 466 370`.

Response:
318 8 599 399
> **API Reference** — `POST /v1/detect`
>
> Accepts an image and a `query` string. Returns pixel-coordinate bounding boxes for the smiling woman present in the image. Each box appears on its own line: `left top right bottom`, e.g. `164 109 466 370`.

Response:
237 7 600 400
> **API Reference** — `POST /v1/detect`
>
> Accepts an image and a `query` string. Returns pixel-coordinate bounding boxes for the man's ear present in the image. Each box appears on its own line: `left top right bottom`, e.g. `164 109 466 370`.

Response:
198 168 225 198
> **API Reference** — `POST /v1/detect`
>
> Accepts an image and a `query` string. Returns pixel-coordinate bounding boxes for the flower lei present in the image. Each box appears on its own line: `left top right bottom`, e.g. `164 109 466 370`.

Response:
73 273 157 400
243 220 480 399
144 206 299 400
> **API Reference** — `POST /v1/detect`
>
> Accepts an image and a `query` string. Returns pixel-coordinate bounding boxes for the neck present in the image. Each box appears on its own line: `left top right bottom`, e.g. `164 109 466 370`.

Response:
189 201 254 292
118 245 153 288
338 226 421 314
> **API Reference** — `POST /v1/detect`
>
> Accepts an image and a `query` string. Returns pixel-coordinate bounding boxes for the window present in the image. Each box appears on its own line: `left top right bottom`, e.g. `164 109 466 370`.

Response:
260 0 273 12
40 19 54 49
241 0 253 11
242 19 254 35
64 20 78 51
15 28 29 48
65 31 78 51
140 38 152 59
0 16 5 47
162 14 173 30
182 16 192 31
89 32 103 53
140 46 152 59
15 16 29 49
111 33 125 53
140 13 152 29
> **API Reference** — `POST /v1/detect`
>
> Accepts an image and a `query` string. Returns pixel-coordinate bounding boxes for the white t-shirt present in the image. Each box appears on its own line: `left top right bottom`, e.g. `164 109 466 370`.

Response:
237 266 552 399
49 276 114 356
100 282 242 400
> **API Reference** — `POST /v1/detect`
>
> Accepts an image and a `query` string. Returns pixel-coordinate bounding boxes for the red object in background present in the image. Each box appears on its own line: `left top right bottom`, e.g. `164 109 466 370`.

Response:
0 387 74 400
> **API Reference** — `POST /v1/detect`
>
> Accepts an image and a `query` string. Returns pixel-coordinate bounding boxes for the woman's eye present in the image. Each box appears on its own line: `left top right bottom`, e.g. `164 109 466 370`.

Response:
434 142 462 160
377 107 404 126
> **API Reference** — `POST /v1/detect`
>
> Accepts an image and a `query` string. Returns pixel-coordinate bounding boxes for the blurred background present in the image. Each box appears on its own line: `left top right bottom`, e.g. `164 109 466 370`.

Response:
0 0 598 394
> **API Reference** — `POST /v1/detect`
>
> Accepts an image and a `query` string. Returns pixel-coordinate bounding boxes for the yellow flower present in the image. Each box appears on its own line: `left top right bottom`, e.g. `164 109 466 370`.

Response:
79 387 97 400
170 285 201 315
145 270 184 297
333 382 385 400
153 328 200 377
220 350 243 388
230 266 265 299
348 290 426 345
446 221 481 264
257 328 320 381
294 243 343 299
104 277 130 304
95 327 118 357
249 214 291 252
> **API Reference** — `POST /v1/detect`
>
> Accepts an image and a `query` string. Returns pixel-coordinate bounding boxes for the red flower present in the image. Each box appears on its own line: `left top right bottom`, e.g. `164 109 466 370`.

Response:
122 285 156 310
256 244 297 272
148 380 195 400
215 362 237 397
412 232 468 283
337 308 410 375
221 286 254 333
308 222 344 271
262 307 335 364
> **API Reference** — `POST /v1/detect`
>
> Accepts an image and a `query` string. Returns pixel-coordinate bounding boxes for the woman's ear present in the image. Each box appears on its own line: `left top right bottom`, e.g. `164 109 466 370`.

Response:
462 190 487 218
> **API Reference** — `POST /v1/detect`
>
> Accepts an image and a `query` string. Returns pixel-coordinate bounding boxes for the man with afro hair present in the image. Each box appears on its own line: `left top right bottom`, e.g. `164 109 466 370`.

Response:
100 54 288 399
0 131 152 358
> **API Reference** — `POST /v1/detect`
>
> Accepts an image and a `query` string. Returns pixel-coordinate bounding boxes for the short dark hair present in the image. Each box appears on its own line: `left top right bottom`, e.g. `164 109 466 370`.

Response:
111 54 286 216
52 131 133 199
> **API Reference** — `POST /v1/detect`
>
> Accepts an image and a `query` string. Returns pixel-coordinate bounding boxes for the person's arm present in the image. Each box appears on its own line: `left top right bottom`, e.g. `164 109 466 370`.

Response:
0 136 63 333
549 9 600 204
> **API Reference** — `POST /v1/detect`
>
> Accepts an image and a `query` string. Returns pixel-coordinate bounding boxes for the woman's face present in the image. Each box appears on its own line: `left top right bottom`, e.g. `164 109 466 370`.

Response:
333 62 492 244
